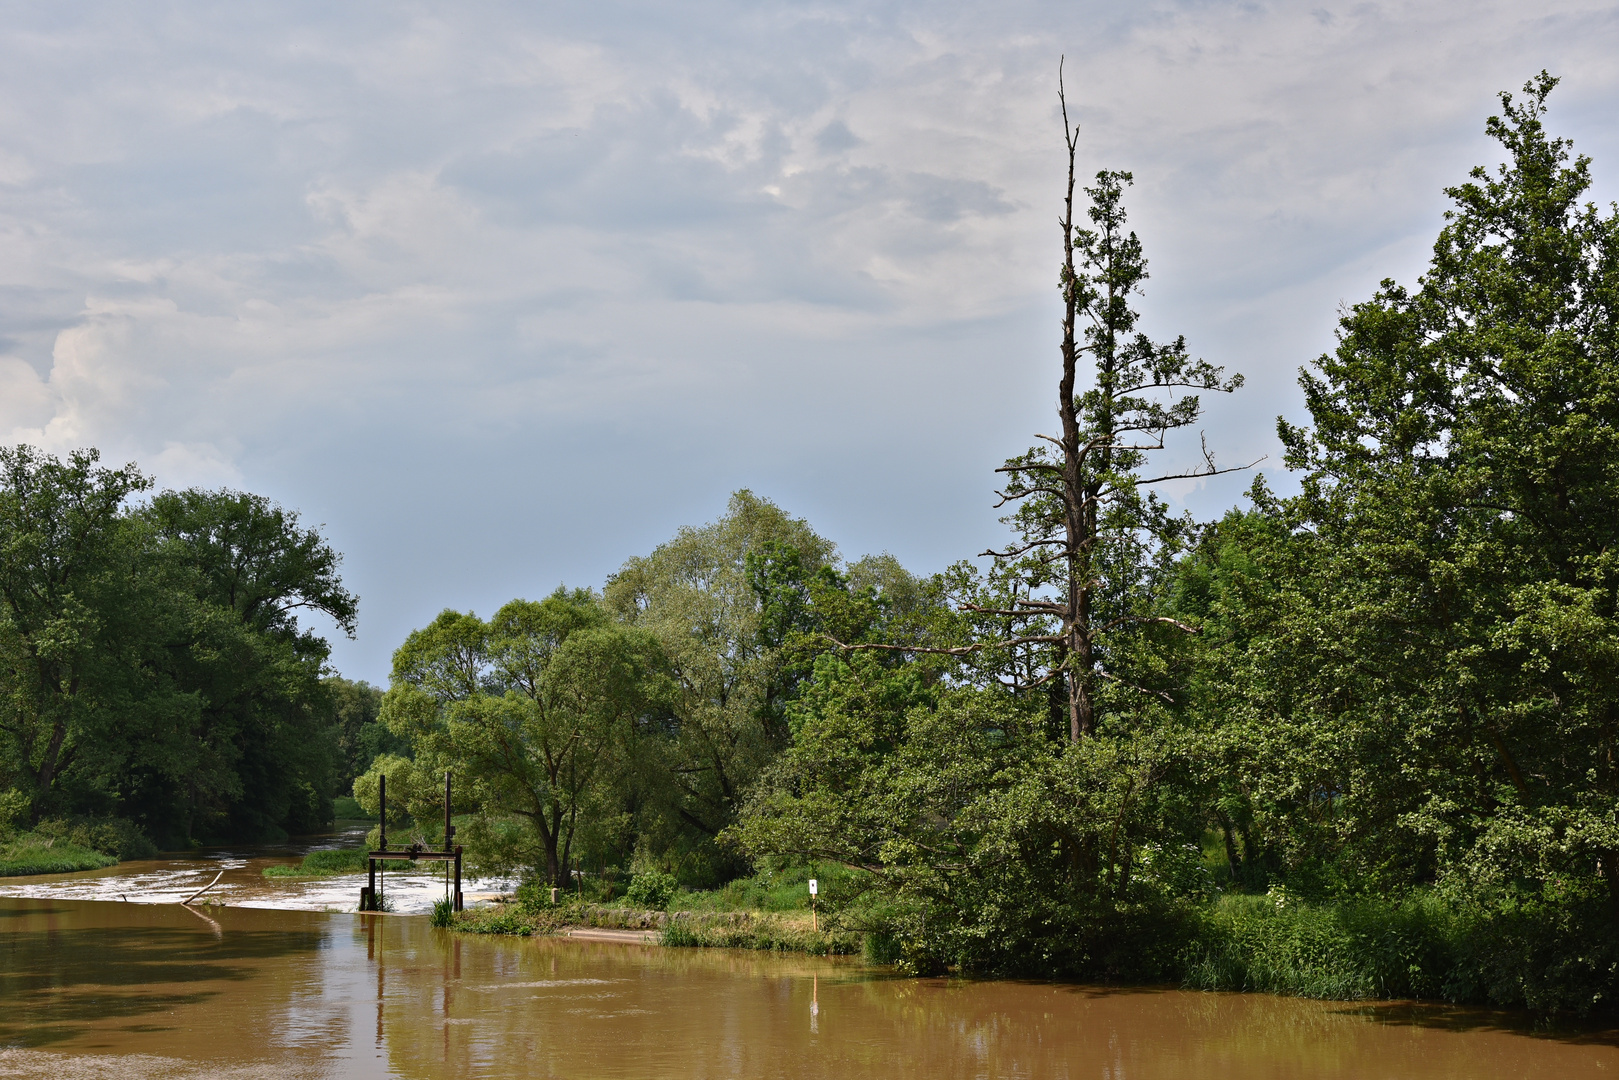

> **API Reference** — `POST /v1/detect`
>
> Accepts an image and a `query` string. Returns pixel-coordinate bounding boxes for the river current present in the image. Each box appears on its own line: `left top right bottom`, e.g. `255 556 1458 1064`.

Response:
2 842 1617 1078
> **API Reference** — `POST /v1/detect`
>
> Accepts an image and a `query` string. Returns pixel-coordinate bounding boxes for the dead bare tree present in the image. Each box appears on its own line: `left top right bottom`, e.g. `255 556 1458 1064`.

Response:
841 66 1256 743
974 68 1256 742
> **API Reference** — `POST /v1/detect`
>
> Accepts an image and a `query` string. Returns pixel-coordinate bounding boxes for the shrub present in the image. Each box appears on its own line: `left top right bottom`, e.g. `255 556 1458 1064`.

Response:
1178 888 1619 1017
1182 892 1454 1000
626 870 679 910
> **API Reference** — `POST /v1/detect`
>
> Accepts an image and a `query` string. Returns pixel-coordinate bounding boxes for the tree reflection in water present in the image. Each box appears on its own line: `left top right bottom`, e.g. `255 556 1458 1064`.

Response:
2 897 1617 1080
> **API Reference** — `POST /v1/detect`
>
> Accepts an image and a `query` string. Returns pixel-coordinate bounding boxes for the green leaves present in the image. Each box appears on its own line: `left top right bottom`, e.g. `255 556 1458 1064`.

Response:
383 588 671 884
0 447 359 843
1231 71 1619 909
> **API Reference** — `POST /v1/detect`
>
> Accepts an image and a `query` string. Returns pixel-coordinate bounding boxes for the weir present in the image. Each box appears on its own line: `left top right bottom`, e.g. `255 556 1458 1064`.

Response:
359 771 463 913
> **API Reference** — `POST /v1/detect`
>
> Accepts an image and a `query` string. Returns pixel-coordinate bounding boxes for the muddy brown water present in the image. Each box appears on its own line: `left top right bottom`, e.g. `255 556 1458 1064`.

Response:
3 897 1618 1078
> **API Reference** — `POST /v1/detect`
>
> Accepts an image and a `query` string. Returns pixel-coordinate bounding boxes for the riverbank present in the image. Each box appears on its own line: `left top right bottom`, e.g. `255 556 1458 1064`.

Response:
452 900 863 955
441 885 1619 1021
0 836 116 876
0 817 157 876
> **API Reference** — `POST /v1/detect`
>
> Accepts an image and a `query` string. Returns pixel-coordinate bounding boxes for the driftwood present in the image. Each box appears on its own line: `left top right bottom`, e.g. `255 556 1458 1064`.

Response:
182 870 224 905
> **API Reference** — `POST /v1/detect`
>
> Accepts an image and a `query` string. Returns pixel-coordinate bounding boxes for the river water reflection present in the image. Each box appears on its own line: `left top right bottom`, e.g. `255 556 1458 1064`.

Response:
2 896 1618 1079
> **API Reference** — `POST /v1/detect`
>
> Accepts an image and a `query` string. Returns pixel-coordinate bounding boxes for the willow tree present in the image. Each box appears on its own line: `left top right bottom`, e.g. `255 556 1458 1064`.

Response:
380 591 669 885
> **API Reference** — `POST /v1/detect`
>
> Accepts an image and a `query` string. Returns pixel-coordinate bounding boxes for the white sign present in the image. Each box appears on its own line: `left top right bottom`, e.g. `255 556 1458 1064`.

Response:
808 878 818 896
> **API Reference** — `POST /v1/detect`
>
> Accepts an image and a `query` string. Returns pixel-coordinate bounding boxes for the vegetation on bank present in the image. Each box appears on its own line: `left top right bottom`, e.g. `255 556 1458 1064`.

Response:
445 863 1619 1019
8 72 1618 1020
0 815 157 876
262 848 369 879
0 837 116 877
449 894 861 956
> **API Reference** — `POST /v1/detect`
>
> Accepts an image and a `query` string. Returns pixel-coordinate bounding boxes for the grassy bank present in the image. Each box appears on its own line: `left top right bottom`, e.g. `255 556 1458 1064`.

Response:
0 836 117 876
263 848 369 878
0 816 154 876
1182 888 1619 1017
440 864 1619 1017
451 899 860 955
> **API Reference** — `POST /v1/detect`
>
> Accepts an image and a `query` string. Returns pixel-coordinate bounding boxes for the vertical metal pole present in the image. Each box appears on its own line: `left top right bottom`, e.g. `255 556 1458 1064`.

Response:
378 773 387 851
443 772 453 852
366 857 376 911
453 849 463 912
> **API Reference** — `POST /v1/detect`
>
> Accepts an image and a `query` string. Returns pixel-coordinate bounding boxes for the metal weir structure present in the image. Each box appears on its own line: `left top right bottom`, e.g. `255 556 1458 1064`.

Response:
359 771 464 913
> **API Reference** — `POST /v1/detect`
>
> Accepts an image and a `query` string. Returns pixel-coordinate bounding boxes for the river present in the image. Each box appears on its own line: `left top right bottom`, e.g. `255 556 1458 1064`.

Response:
2 851 1618 1078
0 825 515 915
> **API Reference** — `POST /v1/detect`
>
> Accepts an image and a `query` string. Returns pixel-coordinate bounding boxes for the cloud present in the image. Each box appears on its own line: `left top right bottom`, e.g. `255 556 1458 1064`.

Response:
0 0 1614 677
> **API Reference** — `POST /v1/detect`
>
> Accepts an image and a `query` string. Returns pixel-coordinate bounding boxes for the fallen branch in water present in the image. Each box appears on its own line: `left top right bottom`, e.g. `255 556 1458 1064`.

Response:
182 870 224 905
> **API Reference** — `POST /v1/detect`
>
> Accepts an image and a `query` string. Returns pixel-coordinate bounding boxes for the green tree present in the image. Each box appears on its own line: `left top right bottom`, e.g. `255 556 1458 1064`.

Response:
982 80 1244 741
134 488 359 841
736 83 1239 971
0 447 167 824
603 491 835 881
383 590 670 885
1266 73 1619 901
0 451 361 845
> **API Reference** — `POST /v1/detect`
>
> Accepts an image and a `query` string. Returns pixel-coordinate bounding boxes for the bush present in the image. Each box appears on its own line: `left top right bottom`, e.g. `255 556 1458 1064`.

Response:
1180 887 1619 1018
1442 891 1619 1017
626 870 679 910
1182 891 1455 1000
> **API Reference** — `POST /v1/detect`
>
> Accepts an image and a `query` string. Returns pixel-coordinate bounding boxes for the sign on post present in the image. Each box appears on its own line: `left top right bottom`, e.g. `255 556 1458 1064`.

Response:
808 878 818 896
808 878 818 932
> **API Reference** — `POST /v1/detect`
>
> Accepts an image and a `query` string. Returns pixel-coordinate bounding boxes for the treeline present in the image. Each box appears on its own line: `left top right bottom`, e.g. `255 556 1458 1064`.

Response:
354 493 936 889
370 74 1619 1014
6 73 1617 1015
0 447 398 849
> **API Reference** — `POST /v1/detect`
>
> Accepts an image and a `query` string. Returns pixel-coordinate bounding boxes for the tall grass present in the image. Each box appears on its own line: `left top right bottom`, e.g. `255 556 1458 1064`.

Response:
660 911 860 955
1182 890 1455 1000
1180 887 1619 1017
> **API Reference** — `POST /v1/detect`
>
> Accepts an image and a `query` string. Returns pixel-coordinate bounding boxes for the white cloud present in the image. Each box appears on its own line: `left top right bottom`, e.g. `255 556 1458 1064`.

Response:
0 1 1614 676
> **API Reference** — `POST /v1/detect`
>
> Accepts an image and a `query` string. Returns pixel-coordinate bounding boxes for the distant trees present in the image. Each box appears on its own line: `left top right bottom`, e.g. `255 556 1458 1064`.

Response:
0 445 370 846
376 492 941 888
601 491 838 881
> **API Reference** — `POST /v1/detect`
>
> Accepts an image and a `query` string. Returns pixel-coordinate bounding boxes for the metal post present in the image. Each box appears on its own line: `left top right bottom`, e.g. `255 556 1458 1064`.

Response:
443 772 455 853
453 848 463 912
378 773 387 851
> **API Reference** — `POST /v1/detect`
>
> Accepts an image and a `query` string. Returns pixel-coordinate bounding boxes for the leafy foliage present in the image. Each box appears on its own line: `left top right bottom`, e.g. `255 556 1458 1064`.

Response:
0 445 364 847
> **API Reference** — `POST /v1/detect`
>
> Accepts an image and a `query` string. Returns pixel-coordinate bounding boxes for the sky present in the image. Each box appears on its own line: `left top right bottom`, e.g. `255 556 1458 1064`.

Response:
2 1 1617 682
